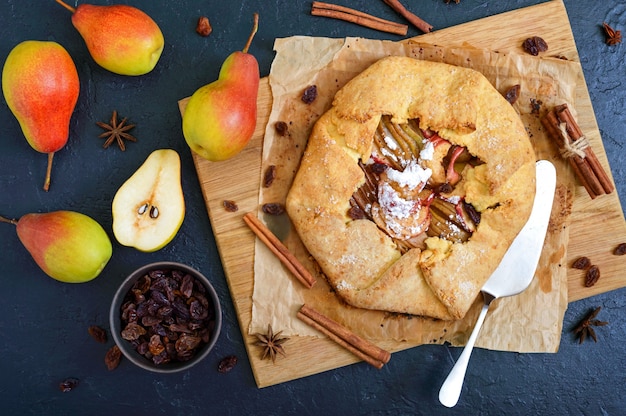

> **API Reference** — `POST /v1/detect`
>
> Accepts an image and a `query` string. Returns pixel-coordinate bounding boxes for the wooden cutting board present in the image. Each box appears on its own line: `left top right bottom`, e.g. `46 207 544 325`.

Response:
179 0 626 388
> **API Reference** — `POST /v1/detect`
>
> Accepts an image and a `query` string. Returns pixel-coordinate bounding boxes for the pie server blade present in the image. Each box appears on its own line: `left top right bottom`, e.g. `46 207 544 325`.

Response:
438 159 557 408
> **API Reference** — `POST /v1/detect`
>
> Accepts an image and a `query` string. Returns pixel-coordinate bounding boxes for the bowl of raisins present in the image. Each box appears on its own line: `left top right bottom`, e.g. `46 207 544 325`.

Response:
109 262 222 373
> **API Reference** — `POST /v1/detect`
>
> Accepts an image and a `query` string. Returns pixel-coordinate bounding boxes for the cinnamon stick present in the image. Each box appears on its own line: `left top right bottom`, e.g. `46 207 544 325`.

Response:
298 304 391 369
243 212 316 289
382 0 433 33
311 1 408 36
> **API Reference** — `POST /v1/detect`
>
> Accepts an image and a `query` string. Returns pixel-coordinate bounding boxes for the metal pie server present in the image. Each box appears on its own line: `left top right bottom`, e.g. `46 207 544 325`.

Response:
438 160 557 408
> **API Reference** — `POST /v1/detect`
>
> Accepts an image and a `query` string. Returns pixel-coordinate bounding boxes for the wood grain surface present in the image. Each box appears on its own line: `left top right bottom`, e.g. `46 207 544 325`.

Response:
179 0 626 388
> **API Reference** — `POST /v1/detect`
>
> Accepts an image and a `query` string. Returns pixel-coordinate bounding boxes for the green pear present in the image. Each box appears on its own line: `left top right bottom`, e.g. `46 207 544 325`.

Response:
2 40 79 191
0 211 112 283
112 149 185 252
182 13 260 161
55 0 164 76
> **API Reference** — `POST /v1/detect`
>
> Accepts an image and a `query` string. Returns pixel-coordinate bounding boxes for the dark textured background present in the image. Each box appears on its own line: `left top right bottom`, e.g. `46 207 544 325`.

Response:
1 1 625 414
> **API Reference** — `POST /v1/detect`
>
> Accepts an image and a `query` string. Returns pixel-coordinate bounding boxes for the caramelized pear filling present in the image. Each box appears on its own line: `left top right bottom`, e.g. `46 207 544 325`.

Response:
349 115 482 253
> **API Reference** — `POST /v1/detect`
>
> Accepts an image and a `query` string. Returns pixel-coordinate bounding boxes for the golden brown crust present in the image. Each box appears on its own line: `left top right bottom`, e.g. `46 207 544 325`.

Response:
286 56 536 320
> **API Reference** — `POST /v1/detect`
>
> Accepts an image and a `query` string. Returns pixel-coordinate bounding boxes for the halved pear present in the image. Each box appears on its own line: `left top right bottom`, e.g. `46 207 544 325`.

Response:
112 149 185 252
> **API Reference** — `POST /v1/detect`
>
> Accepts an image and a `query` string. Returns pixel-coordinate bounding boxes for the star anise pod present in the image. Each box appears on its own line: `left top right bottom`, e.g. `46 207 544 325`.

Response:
254 324 288 363
573 306 608 344
603 22 622 46
96 110 137 151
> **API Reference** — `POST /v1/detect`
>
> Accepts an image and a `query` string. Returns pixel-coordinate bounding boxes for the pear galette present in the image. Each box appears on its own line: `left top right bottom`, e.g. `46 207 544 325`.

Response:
286 56 536 320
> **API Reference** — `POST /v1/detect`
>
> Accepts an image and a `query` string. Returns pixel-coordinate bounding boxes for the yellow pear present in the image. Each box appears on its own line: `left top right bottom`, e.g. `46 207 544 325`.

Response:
112 149 185 252
0 211 112 283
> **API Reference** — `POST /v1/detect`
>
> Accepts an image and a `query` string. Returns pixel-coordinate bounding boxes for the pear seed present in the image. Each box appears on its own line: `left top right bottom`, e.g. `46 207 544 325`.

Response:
149 206 159 219
137 203 149 215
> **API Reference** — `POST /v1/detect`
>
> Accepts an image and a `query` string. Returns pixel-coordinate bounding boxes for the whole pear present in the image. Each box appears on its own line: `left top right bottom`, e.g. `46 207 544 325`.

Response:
2 40 79 191
55 0 164 76
0 211 112 283
182 13 260 161
112 149 185 252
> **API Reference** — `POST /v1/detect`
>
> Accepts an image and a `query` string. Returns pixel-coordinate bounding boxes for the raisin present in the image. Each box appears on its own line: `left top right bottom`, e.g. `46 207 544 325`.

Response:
88 325 107 344
585 265 600 287
614 243 626 255
436 182 454 194
218 355 238 373
105 345 122 371
59 378 79 392
223 200 238 212
121 322 147 341
274 121 289 136
463 201 481 225
263 165 277 188
180 274 194 298
301 85 318 104
504 84 521 105
370 163 387 175
196 16 212 37
522 36 549 56
262 203 285 216
348 205 367 220
572 256 591 270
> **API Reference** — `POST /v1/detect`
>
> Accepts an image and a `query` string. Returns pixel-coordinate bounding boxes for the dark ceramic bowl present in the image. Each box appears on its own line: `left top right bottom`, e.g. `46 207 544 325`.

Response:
109 262 222 373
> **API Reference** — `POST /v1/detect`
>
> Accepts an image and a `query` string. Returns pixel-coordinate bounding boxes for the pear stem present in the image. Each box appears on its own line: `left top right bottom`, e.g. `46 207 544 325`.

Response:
54 0 76 13
242 13 259 54
43 152 55 192
0 215 18 226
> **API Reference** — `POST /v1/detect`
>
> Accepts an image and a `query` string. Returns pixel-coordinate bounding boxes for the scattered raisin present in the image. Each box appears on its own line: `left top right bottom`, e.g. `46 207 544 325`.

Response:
223 200 238 212
59 378 79 392
585 265 601 287
301 85 318 104
614 243 626 255
572 256 592 270
274 121 289 136
522 36 549 56
504 84 521 105
88 325 107 344
262 203 285 216
218 355 238 373
263 165 277 188
105 345 122 371
196 16 212 37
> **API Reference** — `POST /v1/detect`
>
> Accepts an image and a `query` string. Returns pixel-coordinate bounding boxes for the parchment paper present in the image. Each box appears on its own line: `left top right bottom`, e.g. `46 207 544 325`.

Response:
250 36 581 353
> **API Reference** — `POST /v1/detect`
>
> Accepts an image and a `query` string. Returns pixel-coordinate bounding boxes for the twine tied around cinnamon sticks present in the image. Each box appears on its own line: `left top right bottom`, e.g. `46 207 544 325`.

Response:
542 104 614 199
557 122 589 159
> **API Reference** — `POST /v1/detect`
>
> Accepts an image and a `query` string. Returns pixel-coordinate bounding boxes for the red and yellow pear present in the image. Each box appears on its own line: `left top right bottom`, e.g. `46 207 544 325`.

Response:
0 211 112 283
55 0 164 76
182 13 260 161
2 40 79 191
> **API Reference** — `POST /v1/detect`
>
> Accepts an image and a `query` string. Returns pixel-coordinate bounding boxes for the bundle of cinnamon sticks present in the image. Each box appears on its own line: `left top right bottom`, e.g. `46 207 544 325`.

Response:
542 104 614 199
